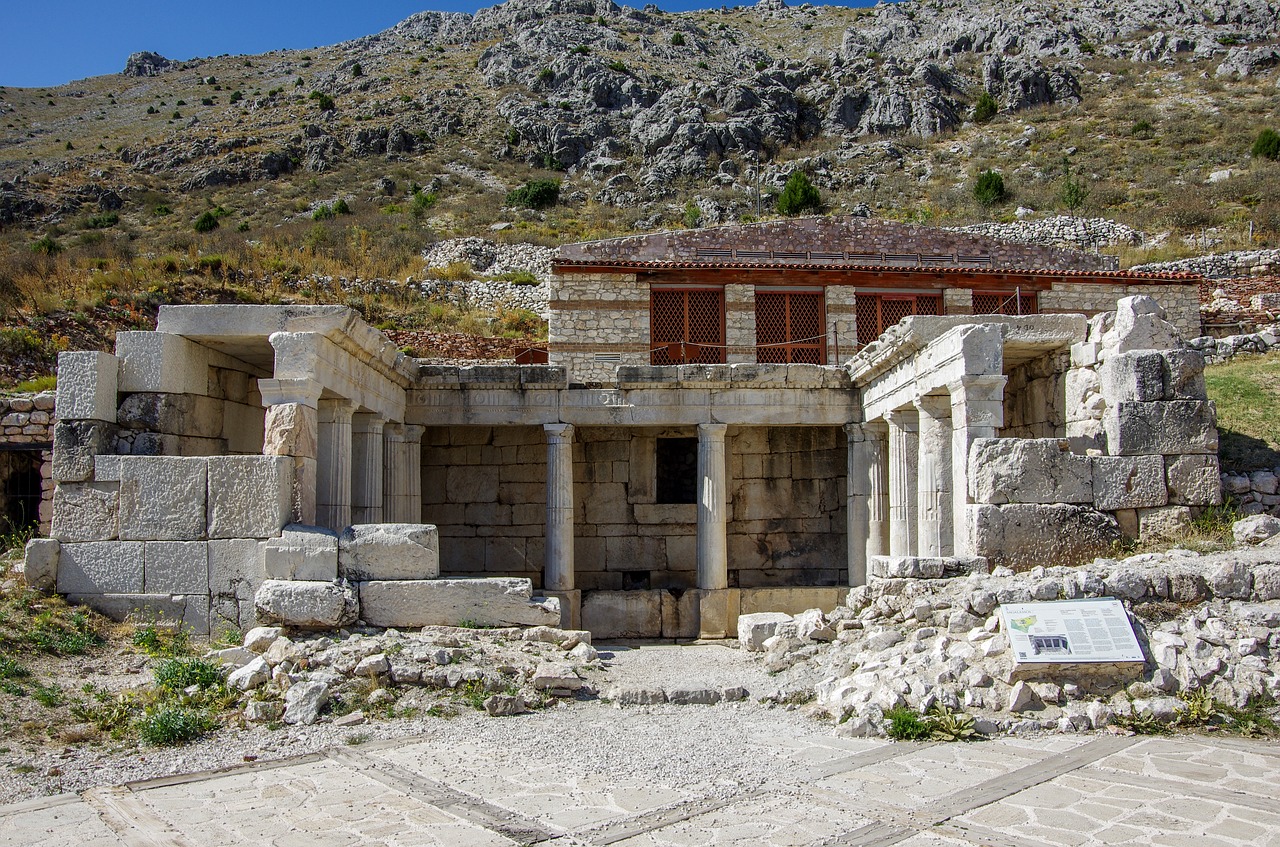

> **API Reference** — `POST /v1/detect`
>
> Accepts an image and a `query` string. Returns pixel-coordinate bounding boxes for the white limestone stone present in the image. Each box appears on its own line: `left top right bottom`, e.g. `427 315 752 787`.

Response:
1165 455 1223 506
283 680 329 725
1106 295 1182 354
1138 505 1194 540
971 504 1122 570
55 351 118 422
580 590 664 638
1233 514 1280 545
1104 401 1218 456
52 420 114 483
51 483 119 542
208 538 266 599
968 438 1092 505
263 403 318 457
143 541 209 594
22 538 60 592
1161 349 1206 400
115 331 210 395
264 524 339 581
1091 455 1168 510
869 556 946 579
253 579 358 628
737 612 794 652
358 578 560 628
243 625 284 653
57 541 144 594
337 523 439 581
1099 351 1165 403
228 657 271 691
117 457 208 541
206 456 292 539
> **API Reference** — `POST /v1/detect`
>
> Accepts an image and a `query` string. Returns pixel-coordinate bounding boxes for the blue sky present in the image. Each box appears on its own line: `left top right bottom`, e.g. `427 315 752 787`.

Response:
1 0 878 89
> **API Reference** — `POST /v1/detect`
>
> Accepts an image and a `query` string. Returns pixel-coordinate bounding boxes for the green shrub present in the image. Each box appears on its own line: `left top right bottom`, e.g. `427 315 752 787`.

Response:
333 198 351 215
973 170 1006 207
973 91 998 123
410 190 437 218
351 62 364 78
312 204 336 221
776 171 822 216
683 201 703 228
884 707 932 741
1253 128 1280 161
30 235 61 255
84 212 119 229
308 91 336 112
136 705 215 746
193 211 220 233
536 68 554 85
229 90 243 104
505 179 560 210
608 60 628 73
1131 119 1154 137
153 204 172 217
154 658 223 692
670 32 686 46
132 622 190 656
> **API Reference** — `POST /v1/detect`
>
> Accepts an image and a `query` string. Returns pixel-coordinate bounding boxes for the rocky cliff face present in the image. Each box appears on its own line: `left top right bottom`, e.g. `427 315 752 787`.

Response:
1 0 1278 226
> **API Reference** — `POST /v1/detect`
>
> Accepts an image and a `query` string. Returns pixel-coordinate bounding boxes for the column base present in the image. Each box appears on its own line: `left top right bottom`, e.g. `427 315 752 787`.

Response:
544 589 581 630
697 587 741 639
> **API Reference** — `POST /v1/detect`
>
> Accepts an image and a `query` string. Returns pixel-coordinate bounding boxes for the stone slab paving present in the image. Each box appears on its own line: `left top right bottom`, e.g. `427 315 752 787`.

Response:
3 731 1279 847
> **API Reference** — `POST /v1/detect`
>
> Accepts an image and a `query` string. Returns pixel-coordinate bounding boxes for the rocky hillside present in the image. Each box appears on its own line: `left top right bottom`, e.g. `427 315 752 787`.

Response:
0 0 1278 298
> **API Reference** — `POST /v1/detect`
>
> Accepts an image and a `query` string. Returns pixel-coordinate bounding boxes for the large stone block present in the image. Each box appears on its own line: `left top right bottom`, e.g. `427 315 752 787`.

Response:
737 612 793 652
118 457 208 540
1165 455 1222 506
51 483 119 542
1104 401 1217 456
738 587 848 616
115 331 210 395
51 420 115 483
264 524 338 581
1138 505 1192 541
1161 350 1205 400
581 589 663 638
207 456 292 539
55 351 118 423
971 504 1121 570
253 579 359 628
968 438 1092 505
65 593 208 633
263 403 318 457
358 578 560 628
143 541 210 594
57 541 144 594
208 538 266 599
117 393 224 439
1091 455 1168 510
23 538 60 592
1106 296 1182 354
698 587 739 639
1099 351 1165 403
338 524 439 581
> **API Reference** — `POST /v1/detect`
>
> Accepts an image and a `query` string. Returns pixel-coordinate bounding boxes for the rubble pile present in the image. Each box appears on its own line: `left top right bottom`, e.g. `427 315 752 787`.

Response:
745 521 1280 738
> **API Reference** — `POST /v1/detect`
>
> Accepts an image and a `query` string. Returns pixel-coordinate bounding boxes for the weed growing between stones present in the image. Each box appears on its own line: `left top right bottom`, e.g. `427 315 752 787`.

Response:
883 705 979 742
131 622 192 657
883 707 932 741
1114 689 1279 737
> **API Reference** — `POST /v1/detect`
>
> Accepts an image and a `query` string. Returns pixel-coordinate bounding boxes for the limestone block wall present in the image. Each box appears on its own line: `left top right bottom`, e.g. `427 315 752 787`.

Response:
548 272 648 384
0 392 55 534
423 423 847 591
725 283 755 365
1001 351 1070 439
1041 282 1200 339
826 287 857 365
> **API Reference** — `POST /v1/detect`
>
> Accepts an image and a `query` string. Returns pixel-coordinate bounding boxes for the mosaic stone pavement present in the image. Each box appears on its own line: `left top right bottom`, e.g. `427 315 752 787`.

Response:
4 731 1278 847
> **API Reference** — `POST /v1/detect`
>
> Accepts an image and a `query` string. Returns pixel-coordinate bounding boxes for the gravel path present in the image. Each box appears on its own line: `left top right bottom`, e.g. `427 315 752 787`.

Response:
0 643 814 806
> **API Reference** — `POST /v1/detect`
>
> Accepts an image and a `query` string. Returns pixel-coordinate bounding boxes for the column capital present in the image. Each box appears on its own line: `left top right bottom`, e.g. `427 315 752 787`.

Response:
947 374 1008 403
914 394 953 418
698 422 729 439
317 397 359 424
257 377 324 408
884 407 919 429
351 412 386 436
544 422 575 442
402 424 425 442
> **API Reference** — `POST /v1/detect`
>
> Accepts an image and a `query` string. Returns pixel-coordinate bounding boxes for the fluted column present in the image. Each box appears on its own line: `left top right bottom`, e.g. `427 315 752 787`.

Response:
316 398 357 532
351 413 385 525
382 424 424 523
885 409 919 557
914 395 953 557
949 375 1007 556
845 422 889 586
696 423 729 590
544 423 575 592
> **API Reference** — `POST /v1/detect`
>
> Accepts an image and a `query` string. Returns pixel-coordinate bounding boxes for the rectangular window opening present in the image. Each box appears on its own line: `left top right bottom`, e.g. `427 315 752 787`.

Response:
655 437 697 504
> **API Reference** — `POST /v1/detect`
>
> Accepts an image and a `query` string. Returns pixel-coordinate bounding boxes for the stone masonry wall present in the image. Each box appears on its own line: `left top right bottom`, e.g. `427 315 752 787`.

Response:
1041 282 1200 340
0 392 55 534
1001 351 1070 439
548 271 647 384
424 424 847 591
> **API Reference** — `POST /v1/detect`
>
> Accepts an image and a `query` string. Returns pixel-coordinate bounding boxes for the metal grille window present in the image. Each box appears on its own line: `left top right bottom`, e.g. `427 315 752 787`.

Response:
756 291 826 364
854 294 943 345
972 291 1038 316
651 288 725 365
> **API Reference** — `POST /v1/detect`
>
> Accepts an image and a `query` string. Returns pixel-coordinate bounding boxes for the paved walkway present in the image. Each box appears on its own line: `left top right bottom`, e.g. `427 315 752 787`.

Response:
5 725 1279 846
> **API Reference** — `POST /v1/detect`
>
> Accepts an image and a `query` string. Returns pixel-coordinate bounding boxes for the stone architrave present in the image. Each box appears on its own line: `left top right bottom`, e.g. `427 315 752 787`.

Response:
338 523 439 581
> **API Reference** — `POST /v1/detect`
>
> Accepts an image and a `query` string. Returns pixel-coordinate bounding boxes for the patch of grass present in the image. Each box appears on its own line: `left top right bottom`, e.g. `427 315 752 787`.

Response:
8 375 56 393
32 683 64 708
153 658 224 692
884 707 933 741
1205 352 1280 472
136 705 216 746
456 679 492 711
26 609 102 656
131 623 191 657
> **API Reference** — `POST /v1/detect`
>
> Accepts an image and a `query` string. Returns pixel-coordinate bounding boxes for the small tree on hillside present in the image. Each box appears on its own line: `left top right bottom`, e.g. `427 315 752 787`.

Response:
973 170 1006 208
776 171 822 216
1253 128 1280 161
974 91 998 123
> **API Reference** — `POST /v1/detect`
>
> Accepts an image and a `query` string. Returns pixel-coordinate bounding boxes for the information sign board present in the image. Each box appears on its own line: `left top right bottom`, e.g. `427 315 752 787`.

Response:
1000 598 1144 664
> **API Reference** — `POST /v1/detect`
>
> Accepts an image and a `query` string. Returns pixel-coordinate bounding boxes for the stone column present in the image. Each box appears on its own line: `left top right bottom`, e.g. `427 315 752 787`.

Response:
914 395 953 557
885 409 919 557
351 413 385 525
544 423 576 592
382 424 424 523
845 422 888 586
949 375 1007 557
316 398 357 532
258 377 323 525
696 423 729 590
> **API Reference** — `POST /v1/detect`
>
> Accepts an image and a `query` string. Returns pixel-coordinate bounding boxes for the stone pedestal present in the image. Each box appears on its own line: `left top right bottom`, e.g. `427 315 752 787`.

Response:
949 375 1007 556
382 424 424 524
915 395 953 557
696 423 729 590
886 409 919 558
544 423 576 592
351 413 385 525
316 399 357 532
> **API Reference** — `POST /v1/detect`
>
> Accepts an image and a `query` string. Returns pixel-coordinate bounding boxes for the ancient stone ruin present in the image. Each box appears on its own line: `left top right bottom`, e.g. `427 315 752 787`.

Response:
22 218 1221 640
